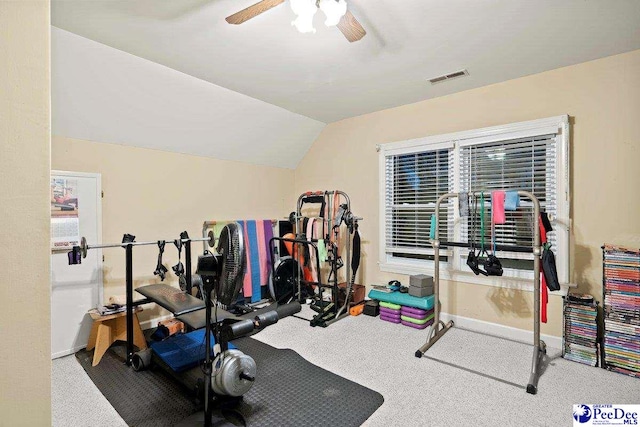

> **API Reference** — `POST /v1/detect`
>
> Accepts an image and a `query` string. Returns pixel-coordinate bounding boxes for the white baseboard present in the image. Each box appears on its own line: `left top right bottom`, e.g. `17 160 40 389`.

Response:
52 344 86 360
144 312 562 348
139 313 174 330
439 312 562 349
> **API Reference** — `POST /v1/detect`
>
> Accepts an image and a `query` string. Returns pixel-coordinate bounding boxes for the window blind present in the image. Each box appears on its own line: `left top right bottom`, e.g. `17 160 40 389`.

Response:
384 148 453 256
459 135 557 251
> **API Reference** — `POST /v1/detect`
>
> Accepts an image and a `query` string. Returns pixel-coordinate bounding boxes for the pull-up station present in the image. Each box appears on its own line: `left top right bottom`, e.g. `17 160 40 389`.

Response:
414 190 547 395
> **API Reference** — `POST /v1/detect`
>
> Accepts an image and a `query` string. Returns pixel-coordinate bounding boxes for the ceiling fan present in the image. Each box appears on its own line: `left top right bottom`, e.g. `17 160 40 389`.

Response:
225 0 366 42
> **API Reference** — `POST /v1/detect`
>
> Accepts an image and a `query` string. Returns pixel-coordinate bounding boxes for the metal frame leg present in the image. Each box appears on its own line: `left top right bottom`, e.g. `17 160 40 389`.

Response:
415 320 454 358
125 244 133 366
526 340 546 394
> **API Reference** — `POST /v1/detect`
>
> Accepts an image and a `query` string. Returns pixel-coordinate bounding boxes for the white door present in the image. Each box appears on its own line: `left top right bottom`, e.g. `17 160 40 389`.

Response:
50 171 103 359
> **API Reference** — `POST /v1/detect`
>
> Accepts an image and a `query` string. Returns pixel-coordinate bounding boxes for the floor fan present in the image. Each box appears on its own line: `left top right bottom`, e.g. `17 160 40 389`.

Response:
179 223 258 427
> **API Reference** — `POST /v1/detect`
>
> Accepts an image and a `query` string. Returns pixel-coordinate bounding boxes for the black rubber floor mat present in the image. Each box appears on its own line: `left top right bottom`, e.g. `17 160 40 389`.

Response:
75 345 197 427
76 338 384 427
233 338 384 426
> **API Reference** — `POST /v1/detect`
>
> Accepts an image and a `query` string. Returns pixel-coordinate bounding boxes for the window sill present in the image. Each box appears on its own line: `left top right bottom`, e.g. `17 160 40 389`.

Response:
379 261 575 296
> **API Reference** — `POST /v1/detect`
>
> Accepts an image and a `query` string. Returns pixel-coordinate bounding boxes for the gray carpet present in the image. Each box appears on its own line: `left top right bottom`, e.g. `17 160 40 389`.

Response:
52 355 127 427
73 336 383 427
254 307 640 427
53 306 640 427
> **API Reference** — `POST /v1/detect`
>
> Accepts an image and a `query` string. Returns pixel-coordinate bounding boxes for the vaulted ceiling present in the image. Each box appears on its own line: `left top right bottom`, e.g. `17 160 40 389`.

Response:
52 0 640 123
51 27 325 169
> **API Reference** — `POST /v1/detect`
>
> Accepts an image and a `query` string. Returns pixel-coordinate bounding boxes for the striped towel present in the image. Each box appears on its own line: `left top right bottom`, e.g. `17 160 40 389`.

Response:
238 220 276 303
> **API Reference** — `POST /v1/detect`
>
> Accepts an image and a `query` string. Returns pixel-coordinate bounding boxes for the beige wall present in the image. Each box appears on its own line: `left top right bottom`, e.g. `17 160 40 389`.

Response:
0 1 51 425
52 136 295 322
295 49 640 337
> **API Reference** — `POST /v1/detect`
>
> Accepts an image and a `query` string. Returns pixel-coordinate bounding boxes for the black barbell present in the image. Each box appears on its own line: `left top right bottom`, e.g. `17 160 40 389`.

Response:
77 230 215 259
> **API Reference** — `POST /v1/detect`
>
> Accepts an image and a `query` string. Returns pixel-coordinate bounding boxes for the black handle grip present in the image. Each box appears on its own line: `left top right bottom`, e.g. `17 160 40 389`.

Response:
239 372 255 382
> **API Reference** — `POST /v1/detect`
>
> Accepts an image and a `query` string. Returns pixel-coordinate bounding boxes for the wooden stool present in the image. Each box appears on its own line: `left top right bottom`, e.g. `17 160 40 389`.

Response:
86 307 147 366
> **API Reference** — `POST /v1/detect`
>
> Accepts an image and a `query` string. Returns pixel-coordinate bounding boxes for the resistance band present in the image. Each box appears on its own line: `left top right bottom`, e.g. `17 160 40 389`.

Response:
485 192 504 276
172 237 184 274
429 214 436 240
466 194 486 276
154 240 168 281
539 217 548 324
480 192 486 257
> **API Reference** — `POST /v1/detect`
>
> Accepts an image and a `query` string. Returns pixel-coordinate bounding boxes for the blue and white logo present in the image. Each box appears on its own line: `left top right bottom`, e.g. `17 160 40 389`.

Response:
573 404 639 426
574 405 592 423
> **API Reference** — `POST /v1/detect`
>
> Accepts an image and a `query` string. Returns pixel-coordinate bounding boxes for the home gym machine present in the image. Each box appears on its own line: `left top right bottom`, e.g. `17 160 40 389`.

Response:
269 190 362 327
69 225 301 426
414 191 547 395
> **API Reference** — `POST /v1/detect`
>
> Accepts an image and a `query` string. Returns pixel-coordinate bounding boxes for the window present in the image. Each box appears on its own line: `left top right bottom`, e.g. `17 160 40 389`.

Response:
384 147 452 261
378 116 570 288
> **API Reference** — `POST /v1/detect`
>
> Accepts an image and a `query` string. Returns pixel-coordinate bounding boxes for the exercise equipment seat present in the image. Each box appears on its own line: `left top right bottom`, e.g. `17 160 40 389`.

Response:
136 283 206 316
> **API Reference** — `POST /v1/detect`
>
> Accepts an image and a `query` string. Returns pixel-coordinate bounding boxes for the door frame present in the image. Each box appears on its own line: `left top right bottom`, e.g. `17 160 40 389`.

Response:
51 170 103 358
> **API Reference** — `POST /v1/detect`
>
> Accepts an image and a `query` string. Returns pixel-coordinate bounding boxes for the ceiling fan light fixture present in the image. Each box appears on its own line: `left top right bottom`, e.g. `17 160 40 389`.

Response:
291 14 317 33
290 0 318 33
319 0 347 27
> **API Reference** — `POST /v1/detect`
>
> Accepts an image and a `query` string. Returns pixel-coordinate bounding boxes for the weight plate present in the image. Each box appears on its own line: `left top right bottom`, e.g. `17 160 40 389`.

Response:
80 236 88 258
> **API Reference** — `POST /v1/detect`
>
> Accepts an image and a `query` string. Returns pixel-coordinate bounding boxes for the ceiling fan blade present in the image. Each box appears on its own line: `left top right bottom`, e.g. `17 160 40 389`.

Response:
337 10 366 42
225 0 285 25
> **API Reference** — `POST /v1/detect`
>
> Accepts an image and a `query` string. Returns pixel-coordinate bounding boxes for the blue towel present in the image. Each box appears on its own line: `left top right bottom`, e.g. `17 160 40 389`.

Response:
505 191 520 211
246 220 261 303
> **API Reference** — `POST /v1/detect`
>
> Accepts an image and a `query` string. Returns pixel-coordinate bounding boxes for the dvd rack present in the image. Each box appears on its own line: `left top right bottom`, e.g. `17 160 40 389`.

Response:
562 296 599 366
602 244 640 378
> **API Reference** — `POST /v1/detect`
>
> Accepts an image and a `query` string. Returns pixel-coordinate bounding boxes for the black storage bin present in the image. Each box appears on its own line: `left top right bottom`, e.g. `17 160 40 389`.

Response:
363 300 380 317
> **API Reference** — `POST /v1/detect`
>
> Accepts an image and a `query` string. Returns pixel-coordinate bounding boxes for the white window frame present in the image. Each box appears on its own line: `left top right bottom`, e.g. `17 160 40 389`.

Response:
378 115 571 293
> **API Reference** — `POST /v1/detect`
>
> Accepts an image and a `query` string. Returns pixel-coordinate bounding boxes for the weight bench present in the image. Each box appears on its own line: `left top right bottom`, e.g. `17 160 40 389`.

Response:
122 283 300 364
136 283 207 317
136 283 300 328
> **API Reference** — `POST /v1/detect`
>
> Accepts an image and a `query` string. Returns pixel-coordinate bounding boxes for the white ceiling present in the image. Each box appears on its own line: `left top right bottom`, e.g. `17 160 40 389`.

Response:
52 0 640 123
52 27 324 169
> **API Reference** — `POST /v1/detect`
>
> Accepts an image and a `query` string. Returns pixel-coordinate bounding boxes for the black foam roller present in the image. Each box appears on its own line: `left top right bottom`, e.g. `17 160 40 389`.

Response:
275 301 302 319
254 311 279 328
228 319 255 339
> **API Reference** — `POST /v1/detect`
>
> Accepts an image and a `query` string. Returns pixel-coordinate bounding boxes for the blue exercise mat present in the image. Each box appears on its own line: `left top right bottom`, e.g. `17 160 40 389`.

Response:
368 289 434 310
150 329 236 373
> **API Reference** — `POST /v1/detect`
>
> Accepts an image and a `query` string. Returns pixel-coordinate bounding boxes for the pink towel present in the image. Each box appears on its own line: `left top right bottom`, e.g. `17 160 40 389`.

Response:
492 191 506 225
332 191 341 256
242 221 252 298
256 220 268 286
306 218 318 283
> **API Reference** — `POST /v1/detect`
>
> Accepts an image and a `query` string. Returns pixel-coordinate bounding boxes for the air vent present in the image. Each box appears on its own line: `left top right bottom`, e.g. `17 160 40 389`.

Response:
428 69 469 85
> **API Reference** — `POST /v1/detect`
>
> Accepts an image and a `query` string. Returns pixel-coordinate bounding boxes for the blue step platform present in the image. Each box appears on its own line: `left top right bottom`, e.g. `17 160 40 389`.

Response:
368 289 434 311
